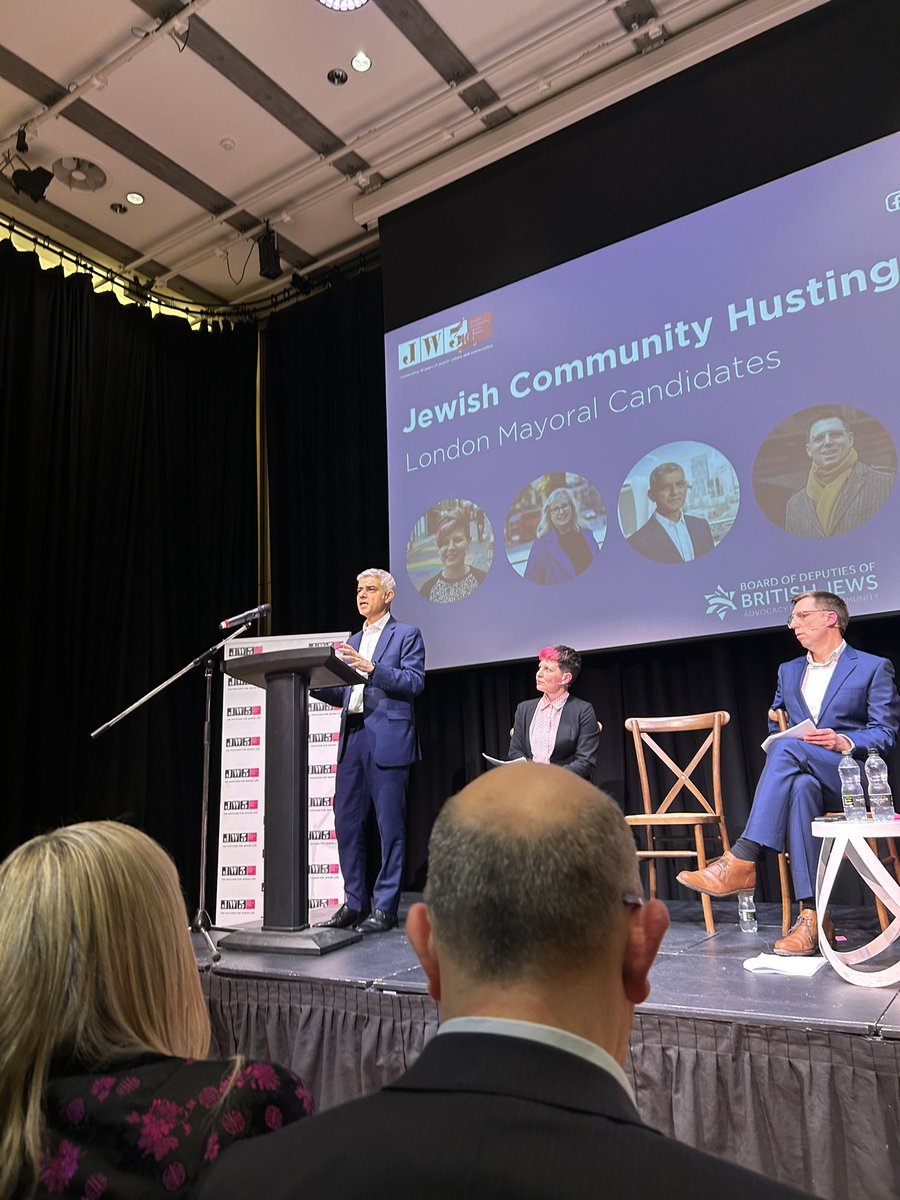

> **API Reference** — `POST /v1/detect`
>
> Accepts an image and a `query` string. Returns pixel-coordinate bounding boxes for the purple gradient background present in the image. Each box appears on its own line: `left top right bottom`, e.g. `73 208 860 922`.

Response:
385 133 900 671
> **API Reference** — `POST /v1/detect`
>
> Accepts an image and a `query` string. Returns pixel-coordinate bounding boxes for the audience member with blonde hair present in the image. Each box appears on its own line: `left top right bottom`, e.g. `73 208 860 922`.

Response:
0 821 313 1199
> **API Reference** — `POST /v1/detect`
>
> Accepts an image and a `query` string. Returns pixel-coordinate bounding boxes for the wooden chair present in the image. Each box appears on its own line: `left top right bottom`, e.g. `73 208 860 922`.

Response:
624 711 731 934
769 708 900 935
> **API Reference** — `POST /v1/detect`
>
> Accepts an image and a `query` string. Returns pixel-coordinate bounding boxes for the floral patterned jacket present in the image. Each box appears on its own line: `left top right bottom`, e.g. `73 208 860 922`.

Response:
22 1054 314 1198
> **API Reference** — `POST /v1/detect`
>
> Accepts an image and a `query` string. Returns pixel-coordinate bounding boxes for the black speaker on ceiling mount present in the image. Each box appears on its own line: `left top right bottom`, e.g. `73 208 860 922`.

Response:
256 226 282 280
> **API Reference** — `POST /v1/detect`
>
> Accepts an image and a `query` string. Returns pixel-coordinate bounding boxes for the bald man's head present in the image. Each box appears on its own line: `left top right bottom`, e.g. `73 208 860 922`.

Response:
424 763 642 981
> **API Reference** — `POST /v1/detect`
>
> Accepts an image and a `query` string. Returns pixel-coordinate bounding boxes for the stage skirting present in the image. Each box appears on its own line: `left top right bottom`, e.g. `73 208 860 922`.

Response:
203 972 900 1200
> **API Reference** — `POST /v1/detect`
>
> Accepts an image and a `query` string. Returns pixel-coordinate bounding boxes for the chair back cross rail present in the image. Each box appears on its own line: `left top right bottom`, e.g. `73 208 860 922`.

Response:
624 711 731 934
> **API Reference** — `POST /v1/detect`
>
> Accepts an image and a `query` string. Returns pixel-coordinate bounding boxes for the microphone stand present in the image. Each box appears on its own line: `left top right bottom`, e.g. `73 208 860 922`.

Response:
91 624 251 962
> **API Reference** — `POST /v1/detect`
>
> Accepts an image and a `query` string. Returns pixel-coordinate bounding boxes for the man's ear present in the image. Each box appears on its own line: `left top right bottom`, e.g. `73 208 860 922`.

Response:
622 899 668 1005
406 902 442 1002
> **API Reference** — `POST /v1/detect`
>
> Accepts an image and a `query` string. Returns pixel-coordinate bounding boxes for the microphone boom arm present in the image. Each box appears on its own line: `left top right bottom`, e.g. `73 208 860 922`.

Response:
90 624 250 739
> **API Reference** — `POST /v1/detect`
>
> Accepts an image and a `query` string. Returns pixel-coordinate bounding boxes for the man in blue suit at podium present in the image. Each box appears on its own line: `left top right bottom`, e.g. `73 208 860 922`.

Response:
678 590 899 954
314 568 425 934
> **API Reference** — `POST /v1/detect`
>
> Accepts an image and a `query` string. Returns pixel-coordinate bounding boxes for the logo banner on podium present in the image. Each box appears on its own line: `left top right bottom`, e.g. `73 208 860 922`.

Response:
216 631 348 927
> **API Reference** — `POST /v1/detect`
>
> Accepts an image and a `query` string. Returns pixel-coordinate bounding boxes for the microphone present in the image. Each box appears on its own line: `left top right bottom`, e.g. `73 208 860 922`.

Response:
219 603 271 630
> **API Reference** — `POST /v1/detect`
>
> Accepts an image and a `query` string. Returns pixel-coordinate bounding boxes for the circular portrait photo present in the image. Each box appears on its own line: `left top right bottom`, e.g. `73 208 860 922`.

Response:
407 499 493 604
619 442 739 563
752 405 896 537
504 472 606 585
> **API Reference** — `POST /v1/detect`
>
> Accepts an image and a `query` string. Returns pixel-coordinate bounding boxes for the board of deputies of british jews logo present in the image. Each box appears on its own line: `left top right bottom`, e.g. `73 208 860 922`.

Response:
220 898 256 912
221 865 257 877
309 796 333 808
223 799 259 812
309 830 337 841
222 831 258 844
224 767 260 780
309 764 337 775
309 732 340 743
226 736 261 749
309 864 340 875
226 704 262 716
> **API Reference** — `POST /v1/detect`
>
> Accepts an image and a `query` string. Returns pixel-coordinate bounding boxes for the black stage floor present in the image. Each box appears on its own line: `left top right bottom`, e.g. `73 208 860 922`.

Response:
199 896 900 1031
198 897 900 1199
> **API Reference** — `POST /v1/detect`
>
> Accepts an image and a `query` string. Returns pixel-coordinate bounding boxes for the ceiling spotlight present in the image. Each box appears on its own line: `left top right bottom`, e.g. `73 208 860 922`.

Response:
110 202 128 214
126 191 144 205
15 127 28 154
351 51 371 72
10 166 54 202
327 67 348 86
318 0 369 10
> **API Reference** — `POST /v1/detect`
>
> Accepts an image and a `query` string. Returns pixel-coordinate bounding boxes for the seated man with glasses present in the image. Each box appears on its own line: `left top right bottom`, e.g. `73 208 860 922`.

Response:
678 591 899 954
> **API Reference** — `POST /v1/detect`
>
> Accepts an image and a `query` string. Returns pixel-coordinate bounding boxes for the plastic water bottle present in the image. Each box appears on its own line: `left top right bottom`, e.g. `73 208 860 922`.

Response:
865 748 895 822
838 751 867 822
737 892 757 933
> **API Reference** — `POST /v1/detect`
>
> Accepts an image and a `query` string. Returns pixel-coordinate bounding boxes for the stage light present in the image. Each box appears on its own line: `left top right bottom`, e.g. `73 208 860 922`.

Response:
256 224 282 280
15 127 28 154
327 68 348 86
351 51 371 72
10 166 53 202
318 0 368 10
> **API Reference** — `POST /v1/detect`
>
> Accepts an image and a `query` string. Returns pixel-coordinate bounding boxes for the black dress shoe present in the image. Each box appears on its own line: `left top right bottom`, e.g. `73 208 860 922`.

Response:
357 909 397 934
320 904 364 929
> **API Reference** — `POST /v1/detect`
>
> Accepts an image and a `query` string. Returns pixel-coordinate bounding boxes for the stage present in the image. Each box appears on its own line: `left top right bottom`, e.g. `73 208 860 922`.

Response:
199 898 900 1200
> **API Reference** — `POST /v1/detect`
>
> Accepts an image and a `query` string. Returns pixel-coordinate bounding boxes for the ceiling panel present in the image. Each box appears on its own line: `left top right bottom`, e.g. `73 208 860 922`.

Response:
0 0 829 309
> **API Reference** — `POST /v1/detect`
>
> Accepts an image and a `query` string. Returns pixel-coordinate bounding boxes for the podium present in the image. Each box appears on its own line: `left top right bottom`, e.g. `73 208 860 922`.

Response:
217 648 363 955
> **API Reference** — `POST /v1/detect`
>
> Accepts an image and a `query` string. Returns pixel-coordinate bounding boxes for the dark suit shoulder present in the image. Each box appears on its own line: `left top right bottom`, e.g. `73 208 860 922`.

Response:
198 1036 814 1200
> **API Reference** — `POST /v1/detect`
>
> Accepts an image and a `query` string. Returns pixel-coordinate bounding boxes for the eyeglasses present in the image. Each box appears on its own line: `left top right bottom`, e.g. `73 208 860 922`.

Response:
622 893 644 909
787 608 831 627
549 503 572 515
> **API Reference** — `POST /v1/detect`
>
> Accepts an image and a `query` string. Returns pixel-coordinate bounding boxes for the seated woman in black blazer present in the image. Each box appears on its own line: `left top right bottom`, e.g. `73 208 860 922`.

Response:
508 645 600 780
0 820 313 1199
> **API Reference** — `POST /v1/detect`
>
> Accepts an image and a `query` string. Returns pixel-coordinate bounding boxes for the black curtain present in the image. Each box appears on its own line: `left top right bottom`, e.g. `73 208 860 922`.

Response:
0 241 259 899
265 268 390 629
266 267 899 907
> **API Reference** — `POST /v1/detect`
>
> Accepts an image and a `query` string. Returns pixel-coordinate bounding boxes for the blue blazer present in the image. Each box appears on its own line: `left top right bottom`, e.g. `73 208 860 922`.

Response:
523 528 600 585
626 513 714 563
508 695 600 779
313 616 426 767
770 644 899 756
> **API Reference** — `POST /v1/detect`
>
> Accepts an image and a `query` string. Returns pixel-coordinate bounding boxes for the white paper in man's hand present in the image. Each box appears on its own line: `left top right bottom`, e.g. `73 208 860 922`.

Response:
760 718 816 753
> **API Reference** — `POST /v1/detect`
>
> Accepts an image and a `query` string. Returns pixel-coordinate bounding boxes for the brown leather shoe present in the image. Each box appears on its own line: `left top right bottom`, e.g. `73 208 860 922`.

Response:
676 851 756 897
774 908 834 956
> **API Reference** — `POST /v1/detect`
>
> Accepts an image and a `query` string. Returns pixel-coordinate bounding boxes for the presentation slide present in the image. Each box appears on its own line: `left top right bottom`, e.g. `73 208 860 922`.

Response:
385 133 900 672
